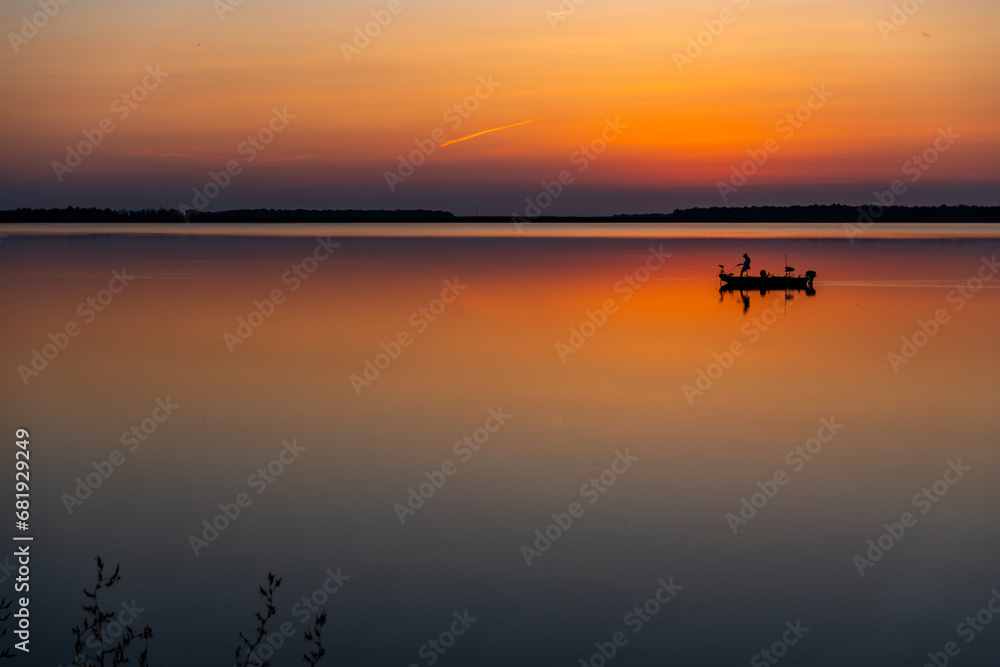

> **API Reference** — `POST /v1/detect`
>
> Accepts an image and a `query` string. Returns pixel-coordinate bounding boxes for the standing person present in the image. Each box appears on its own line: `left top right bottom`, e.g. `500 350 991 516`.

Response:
739 253 751 277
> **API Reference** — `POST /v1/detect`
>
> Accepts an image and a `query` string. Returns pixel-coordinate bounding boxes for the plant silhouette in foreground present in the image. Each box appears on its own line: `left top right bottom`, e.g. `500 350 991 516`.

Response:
0 597 14 659
71 556 153 667
234 572 328 667
235 572 280 667
301 611 327 667
0 558 328 664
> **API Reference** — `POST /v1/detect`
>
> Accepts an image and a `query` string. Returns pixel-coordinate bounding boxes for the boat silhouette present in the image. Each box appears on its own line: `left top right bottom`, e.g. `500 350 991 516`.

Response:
718 256 816 292
718 268 816 291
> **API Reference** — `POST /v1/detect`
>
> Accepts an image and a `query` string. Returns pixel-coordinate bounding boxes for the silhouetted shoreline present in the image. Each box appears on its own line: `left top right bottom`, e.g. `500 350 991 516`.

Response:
0 204 997 223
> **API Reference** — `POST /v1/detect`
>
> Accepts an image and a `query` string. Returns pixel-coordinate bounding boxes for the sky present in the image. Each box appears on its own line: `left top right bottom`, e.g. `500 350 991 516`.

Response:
1 0 998 215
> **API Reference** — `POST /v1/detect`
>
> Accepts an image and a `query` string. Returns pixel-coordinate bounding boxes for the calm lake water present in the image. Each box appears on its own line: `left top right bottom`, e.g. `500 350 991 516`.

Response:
1 225 999 666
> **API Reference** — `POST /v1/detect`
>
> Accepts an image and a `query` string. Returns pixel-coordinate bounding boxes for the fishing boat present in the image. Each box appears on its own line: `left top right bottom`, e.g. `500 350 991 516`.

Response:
718 260 816 291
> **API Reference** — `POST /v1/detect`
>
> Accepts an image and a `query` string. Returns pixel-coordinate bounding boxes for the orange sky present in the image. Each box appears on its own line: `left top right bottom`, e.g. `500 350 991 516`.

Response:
1 0 998 212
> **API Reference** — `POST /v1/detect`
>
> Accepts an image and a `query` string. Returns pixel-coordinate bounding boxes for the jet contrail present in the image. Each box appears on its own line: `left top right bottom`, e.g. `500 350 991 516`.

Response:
439 117 542 148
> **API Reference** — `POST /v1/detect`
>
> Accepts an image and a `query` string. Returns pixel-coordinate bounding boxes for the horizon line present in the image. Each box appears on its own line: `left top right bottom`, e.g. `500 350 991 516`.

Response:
3 221 1000 240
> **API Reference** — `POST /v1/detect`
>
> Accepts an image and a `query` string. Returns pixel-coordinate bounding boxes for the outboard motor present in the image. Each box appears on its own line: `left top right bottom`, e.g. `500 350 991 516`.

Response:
805 270 817 286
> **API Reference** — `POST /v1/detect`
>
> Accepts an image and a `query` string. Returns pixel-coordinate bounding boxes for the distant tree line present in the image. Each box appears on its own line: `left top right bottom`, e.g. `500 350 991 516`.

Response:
610 204 1000 222
0 208 454 222
0 205 997 222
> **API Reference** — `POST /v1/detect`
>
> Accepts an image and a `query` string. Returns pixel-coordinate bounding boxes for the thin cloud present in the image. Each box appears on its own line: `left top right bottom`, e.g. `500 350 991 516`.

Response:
439 117 542 148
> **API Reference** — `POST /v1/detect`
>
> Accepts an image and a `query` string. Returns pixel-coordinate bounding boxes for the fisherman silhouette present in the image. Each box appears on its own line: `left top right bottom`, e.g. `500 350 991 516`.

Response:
739 254 751 277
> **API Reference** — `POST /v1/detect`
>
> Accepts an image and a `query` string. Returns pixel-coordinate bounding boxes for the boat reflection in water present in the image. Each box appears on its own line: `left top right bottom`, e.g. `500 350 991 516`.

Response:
720 287 815 313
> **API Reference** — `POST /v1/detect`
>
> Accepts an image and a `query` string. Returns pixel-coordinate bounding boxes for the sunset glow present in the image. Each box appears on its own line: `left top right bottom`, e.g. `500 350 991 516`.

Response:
1 0 998 213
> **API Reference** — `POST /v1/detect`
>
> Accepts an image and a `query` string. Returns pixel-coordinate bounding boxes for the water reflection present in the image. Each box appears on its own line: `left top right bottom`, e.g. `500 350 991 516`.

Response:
0 231 997 667
720 286 815 313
